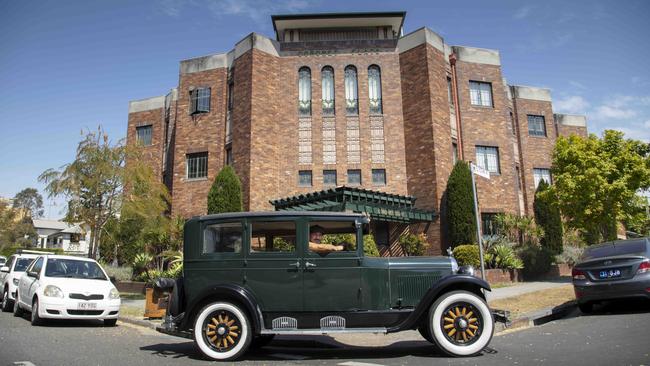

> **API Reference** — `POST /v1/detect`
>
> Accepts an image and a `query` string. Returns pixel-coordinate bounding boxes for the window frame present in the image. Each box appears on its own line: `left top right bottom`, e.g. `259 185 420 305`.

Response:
368 65 382 115
321 66 335 116
475 145 500 174
469 81 493 107
298 170 313 187
481 213 499 236
347 169 362 186
248 219 298 256
371 168 386 186
344 65 359 116
135 125 153 146
186 152 208 180
304 218 362 258
533 168 552 188
323 170 337 186
190 87 211 115
527 114 547 137
298 67 312 117
200 220 244 258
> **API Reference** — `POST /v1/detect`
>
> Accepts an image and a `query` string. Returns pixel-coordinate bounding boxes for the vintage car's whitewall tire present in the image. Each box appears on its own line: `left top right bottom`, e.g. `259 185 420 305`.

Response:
429 290 493 357
193 302 251 361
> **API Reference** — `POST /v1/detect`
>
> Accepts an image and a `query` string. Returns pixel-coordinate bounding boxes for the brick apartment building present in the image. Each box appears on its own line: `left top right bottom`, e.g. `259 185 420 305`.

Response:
126 12 587 255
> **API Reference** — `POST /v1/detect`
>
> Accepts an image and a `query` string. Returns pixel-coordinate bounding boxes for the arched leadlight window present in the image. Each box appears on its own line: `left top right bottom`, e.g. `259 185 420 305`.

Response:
298 67 311 116
321 66 335 116
344 66 358 116
368 65 382 115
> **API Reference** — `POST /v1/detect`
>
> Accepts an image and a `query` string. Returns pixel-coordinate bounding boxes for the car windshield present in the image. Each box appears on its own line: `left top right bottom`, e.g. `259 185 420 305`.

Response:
44 259 107 280
14 258 34 272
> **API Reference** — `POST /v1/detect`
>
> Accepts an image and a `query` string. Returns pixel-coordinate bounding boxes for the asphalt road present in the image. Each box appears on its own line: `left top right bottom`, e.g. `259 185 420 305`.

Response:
1 300 649 366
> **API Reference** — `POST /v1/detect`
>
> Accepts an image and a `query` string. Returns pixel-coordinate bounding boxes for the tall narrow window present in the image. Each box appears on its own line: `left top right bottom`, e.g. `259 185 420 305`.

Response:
527 115 547 137
368 65 382 114
190 88 211 114
452 142 458 163
469 81 492 107
227 81 234 111
447 77 455 107
186 152 208 179
298 67 311 116
344 66 358 115
136 125 152 146
225 146 233 166
321 66 335 116
475 146 500 174
481 213 499 236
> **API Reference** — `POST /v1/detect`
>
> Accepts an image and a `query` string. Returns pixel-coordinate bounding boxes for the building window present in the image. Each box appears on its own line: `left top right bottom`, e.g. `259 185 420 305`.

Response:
447 77 454 106
186 152 208 179
344 66 358 115
368 65 382 114
136 125 152 146
323 170 337 186
347 169 361 185
475 146 500 174
533 168 552 188
227 81 234 111
510 111 516 135
372 169 386 185
225 146 232 166
527 115 547 137
190 88 210 114
469 81 493 107
481 213 499 236
298 67 311 117
515 166 521 189
298 170 312 187
452 142 458 164
321 66 335 116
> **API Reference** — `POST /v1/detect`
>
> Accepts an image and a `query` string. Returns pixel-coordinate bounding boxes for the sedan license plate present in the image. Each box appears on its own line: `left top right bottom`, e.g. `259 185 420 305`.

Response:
599 269 621 279
77 302 97 310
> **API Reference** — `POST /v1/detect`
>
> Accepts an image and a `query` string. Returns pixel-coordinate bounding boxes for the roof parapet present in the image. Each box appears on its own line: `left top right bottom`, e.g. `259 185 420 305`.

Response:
510 85 552 102
452 46 501 66
554 113 587 127
397 27 444 53
128 95 166 113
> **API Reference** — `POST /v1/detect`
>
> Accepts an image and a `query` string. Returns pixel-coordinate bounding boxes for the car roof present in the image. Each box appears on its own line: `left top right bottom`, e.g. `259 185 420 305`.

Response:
582 237 650 260
193 211 366 222
14 253 39 259
39 255 96 262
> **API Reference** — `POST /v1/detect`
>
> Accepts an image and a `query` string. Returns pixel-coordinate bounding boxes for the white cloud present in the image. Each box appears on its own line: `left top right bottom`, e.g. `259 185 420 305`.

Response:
555 95 590 114
513 5 534 19
159 0 315 23
568 80 587 90
592 105 637 120
645 120 650 129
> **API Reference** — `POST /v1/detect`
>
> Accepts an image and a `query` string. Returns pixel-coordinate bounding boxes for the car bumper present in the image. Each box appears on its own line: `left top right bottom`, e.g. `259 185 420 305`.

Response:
38 298 121 320
573 273 650 303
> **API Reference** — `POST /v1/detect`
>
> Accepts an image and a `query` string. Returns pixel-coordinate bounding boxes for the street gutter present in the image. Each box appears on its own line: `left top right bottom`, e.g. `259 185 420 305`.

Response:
494 300 577 334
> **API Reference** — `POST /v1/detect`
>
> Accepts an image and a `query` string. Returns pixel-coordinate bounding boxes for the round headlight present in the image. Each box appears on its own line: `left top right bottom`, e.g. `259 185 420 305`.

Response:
43 285 64 298
109 288 120 300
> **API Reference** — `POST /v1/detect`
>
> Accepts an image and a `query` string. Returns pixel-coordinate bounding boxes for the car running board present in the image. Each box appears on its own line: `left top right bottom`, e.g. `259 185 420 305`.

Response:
260 327 388 335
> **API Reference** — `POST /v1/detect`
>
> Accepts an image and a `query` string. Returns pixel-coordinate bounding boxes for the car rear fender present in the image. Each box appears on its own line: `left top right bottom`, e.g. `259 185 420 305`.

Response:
180 283 262 333
387 274 491 333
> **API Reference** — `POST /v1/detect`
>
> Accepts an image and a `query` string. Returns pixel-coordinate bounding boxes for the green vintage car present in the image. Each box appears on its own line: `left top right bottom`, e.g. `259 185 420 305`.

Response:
156 211 493 361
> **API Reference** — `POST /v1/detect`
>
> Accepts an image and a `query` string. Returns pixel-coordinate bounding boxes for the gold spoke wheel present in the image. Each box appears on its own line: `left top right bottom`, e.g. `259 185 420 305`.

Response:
203 310 242 352
441 303 482 346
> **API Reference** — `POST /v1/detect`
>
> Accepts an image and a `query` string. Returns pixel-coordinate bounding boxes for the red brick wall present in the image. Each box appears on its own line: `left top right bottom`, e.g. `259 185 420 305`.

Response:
126 108 165 179
170 67 228 218
556 124 587 138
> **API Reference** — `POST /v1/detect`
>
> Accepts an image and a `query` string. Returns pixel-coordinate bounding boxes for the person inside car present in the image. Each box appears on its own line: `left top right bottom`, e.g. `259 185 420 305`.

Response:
308 225 345 254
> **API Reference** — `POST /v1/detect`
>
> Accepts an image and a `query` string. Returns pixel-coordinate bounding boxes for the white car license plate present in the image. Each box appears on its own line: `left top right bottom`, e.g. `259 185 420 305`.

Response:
77 302 97 310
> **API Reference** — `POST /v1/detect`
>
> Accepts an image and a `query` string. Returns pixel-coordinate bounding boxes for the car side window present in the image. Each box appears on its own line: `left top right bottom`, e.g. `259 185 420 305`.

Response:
203 222 243 254
307 220 359 255
5 256 15 270
250 221 296 253
30 257 44 274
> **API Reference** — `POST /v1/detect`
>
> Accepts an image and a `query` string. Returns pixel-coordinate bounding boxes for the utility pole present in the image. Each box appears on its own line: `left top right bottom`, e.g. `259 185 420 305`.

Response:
470 163 490 281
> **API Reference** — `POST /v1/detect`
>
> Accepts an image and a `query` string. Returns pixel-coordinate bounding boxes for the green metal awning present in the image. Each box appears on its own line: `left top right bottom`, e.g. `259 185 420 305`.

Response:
270 186 437 223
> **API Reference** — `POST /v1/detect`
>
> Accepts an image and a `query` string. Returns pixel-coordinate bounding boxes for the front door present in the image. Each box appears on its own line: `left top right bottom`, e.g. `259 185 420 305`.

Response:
302 219 361 312
245 218 303 312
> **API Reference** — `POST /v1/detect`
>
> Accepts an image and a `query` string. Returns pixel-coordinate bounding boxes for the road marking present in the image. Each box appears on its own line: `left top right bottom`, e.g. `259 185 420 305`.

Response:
338 362 385 366
14 362 36 366
268 353 309 360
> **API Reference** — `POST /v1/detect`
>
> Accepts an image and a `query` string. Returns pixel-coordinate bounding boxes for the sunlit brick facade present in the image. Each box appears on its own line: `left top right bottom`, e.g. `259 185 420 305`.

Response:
125 12 587 255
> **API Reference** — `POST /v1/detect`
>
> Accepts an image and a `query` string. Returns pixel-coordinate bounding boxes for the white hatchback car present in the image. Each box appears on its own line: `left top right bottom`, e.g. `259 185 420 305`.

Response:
0 252 39 311
14 255 121 326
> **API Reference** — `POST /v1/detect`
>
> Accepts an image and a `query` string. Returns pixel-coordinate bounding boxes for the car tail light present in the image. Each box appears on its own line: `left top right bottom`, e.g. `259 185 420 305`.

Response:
572 268 587 281
637 260 650 274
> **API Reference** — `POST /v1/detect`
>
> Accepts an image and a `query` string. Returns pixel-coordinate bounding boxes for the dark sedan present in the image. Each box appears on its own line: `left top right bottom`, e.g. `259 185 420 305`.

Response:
572 237 650 313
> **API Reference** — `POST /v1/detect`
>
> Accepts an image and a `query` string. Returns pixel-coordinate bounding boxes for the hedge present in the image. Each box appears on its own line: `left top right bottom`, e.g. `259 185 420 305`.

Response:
1 246 64 258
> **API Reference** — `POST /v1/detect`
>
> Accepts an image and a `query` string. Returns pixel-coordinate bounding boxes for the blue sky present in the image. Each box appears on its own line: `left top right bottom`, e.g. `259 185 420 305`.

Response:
1 0 649 217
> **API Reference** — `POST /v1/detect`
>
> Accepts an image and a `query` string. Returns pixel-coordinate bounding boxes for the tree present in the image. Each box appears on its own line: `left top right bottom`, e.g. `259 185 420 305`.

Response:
39 127 125 258
445 161 477 246
207 166 243 214
533 180 563 254
0 201 37 250
550 130 650 244
13 188 44 219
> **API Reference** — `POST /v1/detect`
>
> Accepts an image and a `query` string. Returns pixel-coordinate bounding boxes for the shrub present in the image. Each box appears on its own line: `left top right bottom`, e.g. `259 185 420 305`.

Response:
445 161 477 247
534 180 563 255
399 233 429 256
487 244 524 270
518 243 554 279
207 166 243 214
103 265 133 282
0 246 63 258
555 245 584 267
453 244 481 267
322 233 380 257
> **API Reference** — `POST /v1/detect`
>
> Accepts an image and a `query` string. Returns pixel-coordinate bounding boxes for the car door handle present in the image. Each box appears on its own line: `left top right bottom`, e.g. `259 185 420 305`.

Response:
305 262 317 268
288 261 301 268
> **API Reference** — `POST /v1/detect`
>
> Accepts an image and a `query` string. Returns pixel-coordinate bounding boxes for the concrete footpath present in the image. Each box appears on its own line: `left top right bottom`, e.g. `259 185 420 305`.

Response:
486 278 571 301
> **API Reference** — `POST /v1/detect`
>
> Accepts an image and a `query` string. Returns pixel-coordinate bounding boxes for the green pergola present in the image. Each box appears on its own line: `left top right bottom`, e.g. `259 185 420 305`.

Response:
270 186 437 223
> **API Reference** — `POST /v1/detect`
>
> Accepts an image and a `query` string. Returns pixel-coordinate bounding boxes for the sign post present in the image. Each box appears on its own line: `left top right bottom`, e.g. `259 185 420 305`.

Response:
470 163 490 280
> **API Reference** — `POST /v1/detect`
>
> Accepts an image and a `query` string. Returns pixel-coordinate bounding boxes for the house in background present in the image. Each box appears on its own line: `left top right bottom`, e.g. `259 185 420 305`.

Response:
32 219 90 255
